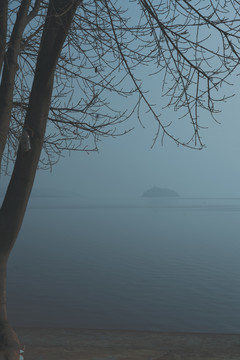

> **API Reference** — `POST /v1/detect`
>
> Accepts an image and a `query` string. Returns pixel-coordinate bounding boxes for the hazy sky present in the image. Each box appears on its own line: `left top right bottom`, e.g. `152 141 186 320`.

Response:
1 62 240 199
33 5 240 200
30 85 240 199
2 3 240 199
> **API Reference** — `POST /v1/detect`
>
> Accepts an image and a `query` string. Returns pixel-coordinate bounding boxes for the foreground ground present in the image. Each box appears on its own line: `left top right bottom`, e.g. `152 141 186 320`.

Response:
16 328 240 359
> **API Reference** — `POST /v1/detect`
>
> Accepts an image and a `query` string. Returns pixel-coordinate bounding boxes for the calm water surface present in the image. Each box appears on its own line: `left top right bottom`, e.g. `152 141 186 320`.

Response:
7 197 240 333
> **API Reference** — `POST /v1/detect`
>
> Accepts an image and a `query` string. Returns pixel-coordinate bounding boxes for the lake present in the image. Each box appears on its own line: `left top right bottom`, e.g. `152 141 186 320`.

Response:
6 196 240 333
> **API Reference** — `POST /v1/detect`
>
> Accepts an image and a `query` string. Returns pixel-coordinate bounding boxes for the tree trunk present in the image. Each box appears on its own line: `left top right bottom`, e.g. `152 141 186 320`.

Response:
0 256 20 360
0 1 81 358
0 0 32 166
0 0 7 74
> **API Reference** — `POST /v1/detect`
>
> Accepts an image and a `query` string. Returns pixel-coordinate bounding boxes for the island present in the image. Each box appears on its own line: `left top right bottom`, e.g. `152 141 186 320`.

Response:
142 186 179 198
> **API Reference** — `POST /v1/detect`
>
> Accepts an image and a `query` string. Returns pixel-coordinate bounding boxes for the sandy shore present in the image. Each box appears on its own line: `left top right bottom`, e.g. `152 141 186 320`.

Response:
15 327 240 359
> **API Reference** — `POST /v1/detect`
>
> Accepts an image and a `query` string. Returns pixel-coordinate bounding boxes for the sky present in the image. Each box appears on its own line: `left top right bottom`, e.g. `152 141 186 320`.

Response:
2 73 239 199
32 3 240 199
2 2 240 200
30 87 240 199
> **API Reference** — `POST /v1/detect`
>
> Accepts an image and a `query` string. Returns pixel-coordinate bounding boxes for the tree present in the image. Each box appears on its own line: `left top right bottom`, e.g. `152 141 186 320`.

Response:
1 0 240 358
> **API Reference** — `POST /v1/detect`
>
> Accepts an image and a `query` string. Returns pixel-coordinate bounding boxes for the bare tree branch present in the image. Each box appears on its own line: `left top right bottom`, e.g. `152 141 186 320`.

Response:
2 0 240 171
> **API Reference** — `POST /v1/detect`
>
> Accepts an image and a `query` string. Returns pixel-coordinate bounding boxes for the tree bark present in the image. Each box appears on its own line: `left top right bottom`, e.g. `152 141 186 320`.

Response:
0 1 81 358
0 0 8 74
0 0 32 166
0 257 20 360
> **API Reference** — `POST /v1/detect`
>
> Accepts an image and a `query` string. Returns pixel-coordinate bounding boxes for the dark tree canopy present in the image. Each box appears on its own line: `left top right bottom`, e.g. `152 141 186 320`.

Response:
1 0 240 174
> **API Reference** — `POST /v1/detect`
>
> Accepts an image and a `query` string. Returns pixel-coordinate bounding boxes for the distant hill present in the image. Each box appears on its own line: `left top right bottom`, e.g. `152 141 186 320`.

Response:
142 187 179 198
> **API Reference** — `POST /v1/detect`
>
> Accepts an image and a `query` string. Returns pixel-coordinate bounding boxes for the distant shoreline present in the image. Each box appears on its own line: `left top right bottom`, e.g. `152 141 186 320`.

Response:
24 197 240 212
